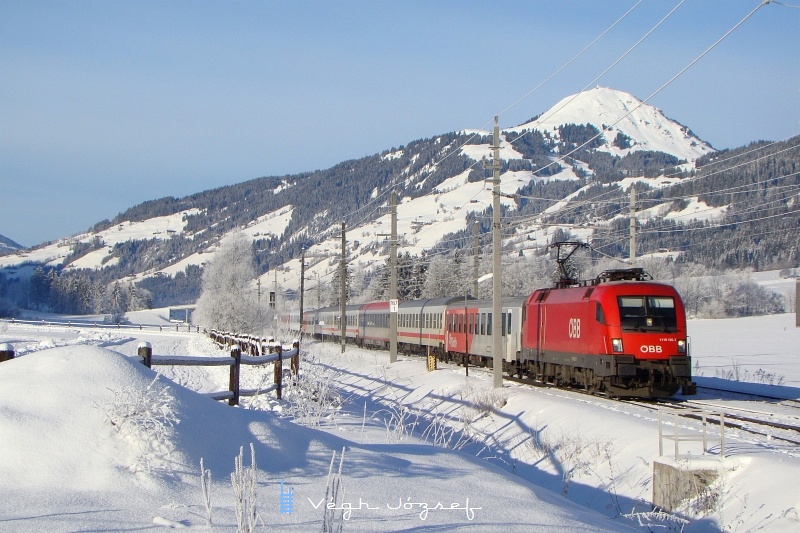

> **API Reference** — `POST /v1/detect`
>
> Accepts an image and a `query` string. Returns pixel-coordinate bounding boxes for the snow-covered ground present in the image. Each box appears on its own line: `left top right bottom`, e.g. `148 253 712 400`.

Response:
1 309 799 531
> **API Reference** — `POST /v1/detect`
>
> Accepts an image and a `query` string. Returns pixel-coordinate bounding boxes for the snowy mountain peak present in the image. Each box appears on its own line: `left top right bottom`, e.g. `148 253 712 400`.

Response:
509 86 713 162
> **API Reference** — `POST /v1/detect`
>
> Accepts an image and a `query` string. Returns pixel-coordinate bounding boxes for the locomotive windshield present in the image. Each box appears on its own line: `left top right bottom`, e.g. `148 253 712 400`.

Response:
617 296 677 332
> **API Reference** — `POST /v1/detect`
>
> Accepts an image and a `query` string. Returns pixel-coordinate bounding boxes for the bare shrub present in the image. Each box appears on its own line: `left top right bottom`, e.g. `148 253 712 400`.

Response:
98 374 179 473
200 458 213 527
458 383 508 422
283 351 343 426
322 448 346 533
377 403 419 443
231 444 259 533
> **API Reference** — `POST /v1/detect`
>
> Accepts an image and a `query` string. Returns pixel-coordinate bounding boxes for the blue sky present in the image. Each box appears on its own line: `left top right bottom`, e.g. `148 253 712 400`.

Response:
2 0 798 247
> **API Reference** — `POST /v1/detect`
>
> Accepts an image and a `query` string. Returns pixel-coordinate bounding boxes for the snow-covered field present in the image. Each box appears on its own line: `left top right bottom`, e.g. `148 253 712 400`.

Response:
1 309 799 532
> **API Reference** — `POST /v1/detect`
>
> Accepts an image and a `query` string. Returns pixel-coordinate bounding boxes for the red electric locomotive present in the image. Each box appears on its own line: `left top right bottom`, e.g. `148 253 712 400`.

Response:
518 267 695 397
288 242 694 398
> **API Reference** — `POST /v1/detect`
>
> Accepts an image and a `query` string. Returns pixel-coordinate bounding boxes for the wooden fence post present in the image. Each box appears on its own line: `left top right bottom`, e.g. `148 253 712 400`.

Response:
0 343 15 362
137 341 152 368
291 340 300 379
273 344 283 400
229 345 241 406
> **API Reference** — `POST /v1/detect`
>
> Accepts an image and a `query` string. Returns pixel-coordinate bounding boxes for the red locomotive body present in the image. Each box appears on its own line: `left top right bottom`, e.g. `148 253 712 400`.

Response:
520 270 693 397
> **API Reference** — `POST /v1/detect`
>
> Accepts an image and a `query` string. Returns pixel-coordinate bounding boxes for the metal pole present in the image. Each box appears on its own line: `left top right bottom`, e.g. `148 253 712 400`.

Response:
491 115 503 388
274 270 279 314
390 191 398 363
473 221 479 298
629 185 636 265
340 221 346 353
299 248 305 336
795 279 799 327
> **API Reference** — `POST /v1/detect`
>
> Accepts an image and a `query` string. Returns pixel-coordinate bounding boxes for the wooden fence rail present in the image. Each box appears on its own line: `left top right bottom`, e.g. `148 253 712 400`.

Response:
3 317 200 333
137 334 300 406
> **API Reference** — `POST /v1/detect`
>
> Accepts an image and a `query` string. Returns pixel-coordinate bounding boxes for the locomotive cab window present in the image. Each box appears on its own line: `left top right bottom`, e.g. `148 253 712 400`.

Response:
595 302 606 324
618 296 677 332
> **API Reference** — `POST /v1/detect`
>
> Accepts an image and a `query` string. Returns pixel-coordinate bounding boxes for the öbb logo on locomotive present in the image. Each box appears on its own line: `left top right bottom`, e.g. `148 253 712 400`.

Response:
640 345 663 353
568 318 581 339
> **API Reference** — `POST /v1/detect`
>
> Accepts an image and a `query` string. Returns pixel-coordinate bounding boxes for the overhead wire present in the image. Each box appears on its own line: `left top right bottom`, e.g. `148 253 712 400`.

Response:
516 0 770 179
495 0 645 120
505 0 687 147
299 0 784 289
512 134 799 232
311 0 648 249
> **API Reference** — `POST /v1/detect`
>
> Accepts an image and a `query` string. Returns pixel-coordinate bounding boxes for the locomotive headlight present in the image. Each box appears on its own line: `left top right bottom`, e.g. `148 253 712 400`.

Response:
611 338 623 353
677 339 687 354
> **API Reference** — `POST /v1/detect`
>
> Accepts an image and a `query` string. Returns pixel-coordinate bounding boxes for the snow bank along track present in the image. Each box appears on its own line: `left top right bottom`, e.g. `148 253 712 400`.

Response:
501 374 800 447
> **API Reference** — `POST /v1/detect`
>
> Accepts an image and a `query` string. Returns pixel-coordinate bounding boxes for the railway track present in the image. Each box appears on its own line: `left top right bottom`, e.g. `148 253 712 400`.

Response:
503 373 800 447
622 397 800 447
696 384 800 408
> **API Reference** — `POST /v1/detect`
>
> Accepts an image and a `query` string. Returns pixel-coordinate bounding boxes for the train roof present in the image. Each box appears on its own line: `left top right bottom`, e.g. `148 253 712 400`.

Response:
446 296 528 309
398 296 475 309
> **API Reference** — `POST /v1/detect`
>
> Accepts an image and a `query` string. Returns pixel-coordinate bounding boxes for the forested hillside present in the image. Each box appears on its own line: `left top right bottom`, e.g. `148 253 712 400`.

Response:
1 88 798 318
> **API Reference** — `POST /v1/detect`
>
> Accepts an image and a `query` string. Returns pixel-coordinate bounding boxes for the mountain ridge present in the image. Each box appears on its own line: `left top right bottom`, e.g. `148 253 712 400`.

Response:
0 234 24 255
1 87 798 310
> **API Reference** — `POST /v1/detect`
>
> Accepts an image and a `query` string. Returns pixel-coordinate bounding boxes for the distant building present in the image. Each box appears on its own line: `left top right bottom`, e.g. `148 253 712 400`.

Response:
169 307 194 324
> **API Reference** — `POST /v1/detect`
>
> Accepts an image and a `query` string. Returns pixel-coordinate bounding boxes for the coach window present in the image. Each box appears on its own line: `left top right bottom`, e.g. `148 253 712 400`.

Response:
501 312 506 337
486 312 492 336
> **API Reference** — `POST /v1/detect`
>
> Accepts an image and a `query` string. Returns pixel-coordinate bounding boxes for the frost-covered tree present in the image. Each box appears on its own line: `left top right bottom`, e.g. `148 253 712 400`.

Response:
422 253 467 298
502 255 550 296
104 281 129 323
194 232 264 333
